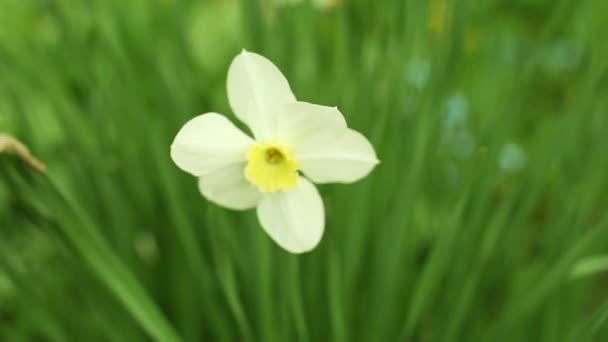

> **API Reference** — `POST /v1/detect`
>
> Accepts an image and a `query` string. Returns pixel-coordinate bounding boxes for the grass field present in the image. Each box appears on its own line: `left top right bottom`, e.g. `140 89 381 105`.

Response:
1 0 608 341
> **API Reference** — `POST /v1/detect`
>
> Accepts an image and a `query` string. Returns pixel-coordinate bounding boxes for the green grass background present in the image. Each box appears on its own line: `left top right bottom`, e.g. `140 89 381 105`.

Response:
1 0 608 340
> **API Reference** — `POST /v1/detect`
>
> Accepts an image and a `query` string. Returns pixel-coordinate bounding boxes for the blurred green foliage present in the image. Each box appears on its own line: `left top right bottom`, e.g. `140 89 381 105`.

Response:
1 0 608 341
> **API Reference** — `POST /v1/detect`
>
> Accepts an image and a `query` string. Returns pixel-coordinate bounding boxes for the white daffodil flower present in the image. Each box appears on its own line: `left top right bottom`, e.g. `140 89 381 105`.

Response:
170 51 378 253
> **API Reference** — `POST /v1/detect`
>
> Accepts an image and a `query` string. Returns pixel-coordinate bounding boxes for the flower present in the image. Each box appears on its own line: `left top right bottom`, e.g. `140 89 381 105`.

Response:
404 57 431 90
499 142 527 172
428 0 449 36
170 51 378 253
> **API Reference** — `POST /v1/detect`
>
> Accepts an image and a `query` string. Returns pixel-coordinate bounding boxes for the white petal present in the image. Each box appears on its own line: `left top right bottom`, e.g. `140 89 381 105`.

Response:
198 164 262 210
297 129 379 184
276 101 347 150
227 51 296 140
171 113 253 176
257 177 324 253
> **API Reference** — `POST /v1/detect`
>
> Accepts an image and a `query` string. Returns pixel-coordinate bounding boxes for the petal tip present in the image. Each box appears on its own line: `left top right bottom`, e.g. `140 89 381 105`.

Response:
277 235 322 254
285 245 319 254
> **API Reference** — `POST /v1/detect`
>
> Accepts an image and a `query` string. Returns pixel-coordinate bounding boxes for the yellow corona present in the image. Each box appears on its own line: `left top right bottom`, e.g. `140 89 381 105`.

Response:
245 141 299 192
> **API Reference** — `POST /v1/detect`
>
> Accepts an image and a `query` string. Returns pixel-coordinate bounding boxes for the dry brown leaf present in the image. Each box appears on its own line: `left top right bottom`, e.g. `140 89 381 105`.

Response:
0 133 46 173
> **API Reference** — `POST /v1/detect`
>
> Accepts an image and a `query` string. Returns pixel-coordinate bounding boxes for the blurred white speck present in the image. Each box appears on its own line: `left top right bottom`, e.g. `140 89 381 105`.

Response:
542 40 584 73
499 142 527 172
312 0 342 9
405 58 431 90
442 92 475 159
134 231 159 265
444 92 469 130
448 130 476 159
274 0 304 7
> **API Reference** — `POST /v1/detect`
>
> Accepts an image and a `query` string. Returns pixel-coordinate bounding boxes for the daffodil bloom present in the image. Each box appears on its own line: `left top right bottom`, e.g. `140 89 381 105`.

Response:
171 51 378 253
